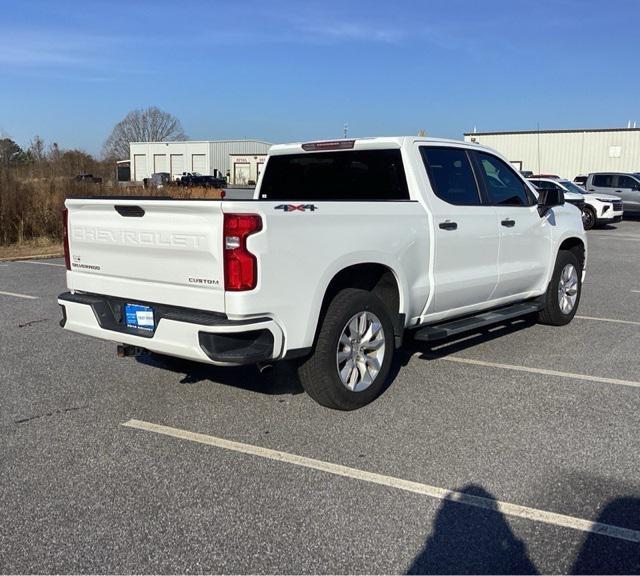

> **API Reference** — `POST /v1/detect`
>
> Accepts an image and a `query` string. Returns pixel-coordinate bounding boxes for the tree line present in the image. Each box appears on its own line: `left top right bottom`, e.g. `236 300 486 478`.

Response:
0 106 192 248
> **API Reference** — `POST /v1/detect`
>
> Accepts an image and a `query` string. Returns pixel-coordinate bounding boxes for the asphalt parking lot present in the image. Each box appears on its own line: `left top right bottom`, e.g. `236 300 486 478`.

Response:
1 220 639 574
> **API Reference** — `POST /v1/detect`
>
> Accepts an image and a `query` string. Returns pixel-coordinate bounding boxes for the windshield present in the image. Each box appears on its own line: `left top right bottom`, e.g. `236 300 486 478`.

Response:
559 180 586 195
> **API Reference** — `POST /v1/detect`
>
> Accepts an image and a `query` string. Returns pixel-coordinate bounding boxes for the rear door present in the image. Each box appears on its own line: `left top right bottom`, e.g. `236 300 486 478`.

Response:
587 174 615 196
473 151 550 299
420 146 499 313
66 198 226 312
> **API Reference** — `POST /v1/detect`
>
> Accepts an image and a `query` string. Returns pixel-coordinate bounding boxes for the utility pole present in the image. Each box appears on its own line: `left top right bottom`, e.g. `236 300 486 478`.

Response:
343 123 348 139
537 122 541 175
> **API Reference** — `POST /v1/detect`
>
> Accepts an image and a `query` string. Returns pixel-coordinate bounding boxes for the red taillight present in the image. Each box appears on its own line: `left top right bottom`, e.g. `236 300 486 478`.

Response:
62 207 71 270
223 213 262 291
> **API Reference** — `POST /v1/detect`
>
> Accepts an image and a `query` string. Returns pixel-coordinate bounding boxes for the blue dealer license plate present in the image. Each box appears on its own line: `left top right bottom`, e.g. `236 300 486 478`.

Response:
124 303 155 332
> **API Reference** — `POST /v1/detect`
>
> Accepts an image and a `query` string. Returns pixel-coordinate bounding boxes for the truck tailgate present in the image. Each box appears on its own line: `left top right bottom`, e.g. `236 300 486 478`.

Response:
65 198 225 312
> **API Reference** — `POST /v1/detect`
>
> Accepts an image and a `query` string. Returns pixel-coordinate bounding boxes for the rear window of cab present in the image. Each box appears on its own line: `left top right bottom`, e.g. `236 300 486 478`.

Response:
259 150 410 201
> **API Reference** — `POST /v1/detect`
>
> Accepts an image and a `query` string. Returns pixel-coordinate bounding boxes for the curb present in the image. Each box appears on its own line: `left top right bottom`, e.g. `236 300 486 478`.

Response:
0 252 64 263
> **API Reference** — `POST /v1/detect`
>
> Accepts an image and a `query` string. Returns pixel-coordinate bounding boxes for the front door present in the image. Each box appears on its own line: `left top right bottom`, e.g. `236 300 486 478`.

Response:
473 151 550 299
420 146 500 313
616 175 640 210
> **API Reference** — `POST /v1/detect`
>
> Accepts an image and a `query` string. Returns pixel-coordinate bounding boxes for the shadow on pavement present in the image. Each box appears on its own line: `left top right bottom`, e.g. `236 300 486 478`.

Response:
407 484 538 574
406 485 640 575
572 497 640 574
136 341 415 401
136 353 304 395
620 212 640 222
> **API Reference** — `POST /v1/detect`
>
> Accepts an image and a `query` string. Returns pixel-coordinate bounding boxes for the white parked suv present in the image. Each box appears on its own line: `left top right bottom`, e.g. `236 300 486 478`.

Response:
59 137 587 410
529 177 623 229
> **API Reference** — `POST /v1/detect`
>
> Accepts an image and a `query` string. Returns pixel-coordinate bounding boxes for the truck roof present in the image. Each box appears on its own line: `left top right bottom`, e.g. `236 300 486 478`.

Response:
269 136 485 155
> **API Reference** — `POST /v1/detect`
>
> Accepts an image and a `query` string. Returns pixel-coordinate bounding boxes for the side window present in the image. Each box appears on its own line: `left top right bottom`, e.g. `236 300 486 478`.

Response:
476 152 531 206
592 174 614 187
420 147 481 206
617 175 639 189
532 180 558 190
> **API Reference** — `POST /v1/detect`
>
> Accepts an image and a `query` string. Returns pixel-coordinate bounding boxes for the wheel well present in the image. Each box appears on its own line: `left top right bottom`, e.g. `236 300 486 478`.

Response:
559 237 585 271
319 264 403 345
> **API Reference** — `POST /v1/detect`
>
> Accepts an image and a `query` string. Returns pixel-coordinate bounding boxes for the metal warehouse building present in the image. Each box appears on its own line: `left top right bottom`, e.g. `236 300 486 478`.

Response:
129 140 272 182
463 128 640 179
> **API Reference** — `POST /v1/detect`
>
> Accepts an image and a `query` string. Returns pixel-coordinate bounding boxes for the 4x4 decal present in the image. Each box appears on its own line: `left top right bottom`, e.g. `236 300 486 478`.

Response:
274 204 318 212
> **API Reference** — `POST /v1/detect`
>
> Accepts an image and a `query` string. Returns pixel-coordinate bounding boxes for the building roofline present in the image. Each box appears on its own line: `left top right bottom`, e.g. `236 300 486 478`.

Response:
463 127 640 136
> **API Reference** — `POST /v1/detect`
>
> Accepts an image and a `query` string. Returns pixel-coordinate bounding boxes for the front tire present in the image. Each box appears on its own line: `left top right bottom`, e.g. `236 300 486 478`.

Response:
297 288 395 410
537 250 582 326
582 206 596 230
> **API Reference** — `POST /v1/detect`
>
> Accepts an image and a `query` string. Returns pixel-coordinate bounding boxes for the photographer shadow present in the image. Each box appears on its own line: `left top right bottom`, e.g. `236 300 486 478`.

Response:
407 484 538 574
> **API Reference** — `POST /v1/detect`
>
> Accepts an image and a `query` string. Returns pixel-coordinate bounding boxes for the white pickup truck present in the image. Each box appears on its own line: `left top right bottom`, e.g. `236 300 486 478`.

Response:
59 137 587 410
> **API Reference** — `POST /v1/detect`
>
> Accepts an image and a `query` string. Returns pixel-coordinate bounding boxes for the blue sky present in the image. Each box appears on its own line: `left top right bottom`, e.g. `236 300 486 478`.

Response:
1 0 639 155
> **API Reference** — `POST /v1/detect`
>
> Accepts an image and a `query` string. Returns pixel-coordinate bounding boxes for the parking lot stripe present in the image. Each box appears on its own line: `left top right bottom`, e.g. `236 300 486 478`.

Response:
15 260 65 268
632 290 640 294
575 314 640 326
442 357 640 389
589 234 640 242
0 290 38 300
122 418 640 543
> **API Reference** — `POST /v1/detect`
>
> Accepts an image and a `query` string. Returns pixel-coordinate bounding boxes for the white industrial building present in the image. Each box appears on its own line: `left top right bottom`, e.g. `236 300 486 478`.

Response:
464 128 640 179
129 140 272 182
228 153 268 185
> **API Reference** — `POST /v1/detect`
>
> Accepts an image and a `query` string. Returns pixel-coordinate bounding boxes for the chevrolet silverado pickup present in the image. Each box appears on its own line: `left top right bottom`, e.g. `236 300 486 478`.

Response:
59 137 587 410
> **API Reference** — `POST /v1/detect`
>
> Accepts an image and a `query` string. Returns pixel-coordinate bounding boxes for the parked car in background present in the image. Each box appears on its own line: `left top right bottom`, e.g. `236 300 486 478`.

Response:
150 172 171 187
573 175 587 188
74 174 102 184
176 172 227 188
529 177 623 229
585 173 640 212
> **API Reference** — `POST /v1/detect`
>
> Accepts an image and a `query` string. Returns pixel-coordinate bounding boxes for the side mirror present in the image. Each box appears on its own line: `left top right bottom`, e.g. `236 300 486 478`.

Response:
537 188 564 216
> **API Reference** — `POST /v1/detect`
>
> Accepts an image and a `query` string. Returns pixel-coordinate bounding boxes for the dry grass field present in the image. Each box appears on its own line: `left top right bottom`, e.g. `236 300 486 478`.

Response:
0 167 223 259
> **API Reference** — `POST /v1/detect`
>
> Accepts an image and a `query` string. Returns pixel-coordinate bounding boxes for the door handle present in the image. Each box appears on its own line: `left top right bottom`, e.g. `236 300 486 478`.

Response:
501 218 516 227
439 220 457 230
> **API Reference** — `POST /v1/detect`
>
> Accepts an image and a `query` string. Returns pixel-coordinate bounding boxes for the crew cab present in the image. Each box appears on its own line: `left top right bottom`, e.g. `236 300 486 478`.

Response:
59 137 587 410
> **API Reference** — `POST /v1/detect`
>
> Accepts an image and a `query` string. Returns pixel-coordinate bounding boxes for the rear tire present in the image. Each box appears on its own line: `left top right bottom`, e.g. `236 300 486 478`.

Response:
297 288 395 410
537 250 582 326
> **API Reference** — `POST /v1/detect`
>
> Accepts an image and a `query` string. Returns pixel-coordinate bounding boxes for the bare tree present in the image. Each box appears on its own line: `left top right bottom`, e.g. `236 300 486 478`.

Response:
28 135 47 162
103 106 187 160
